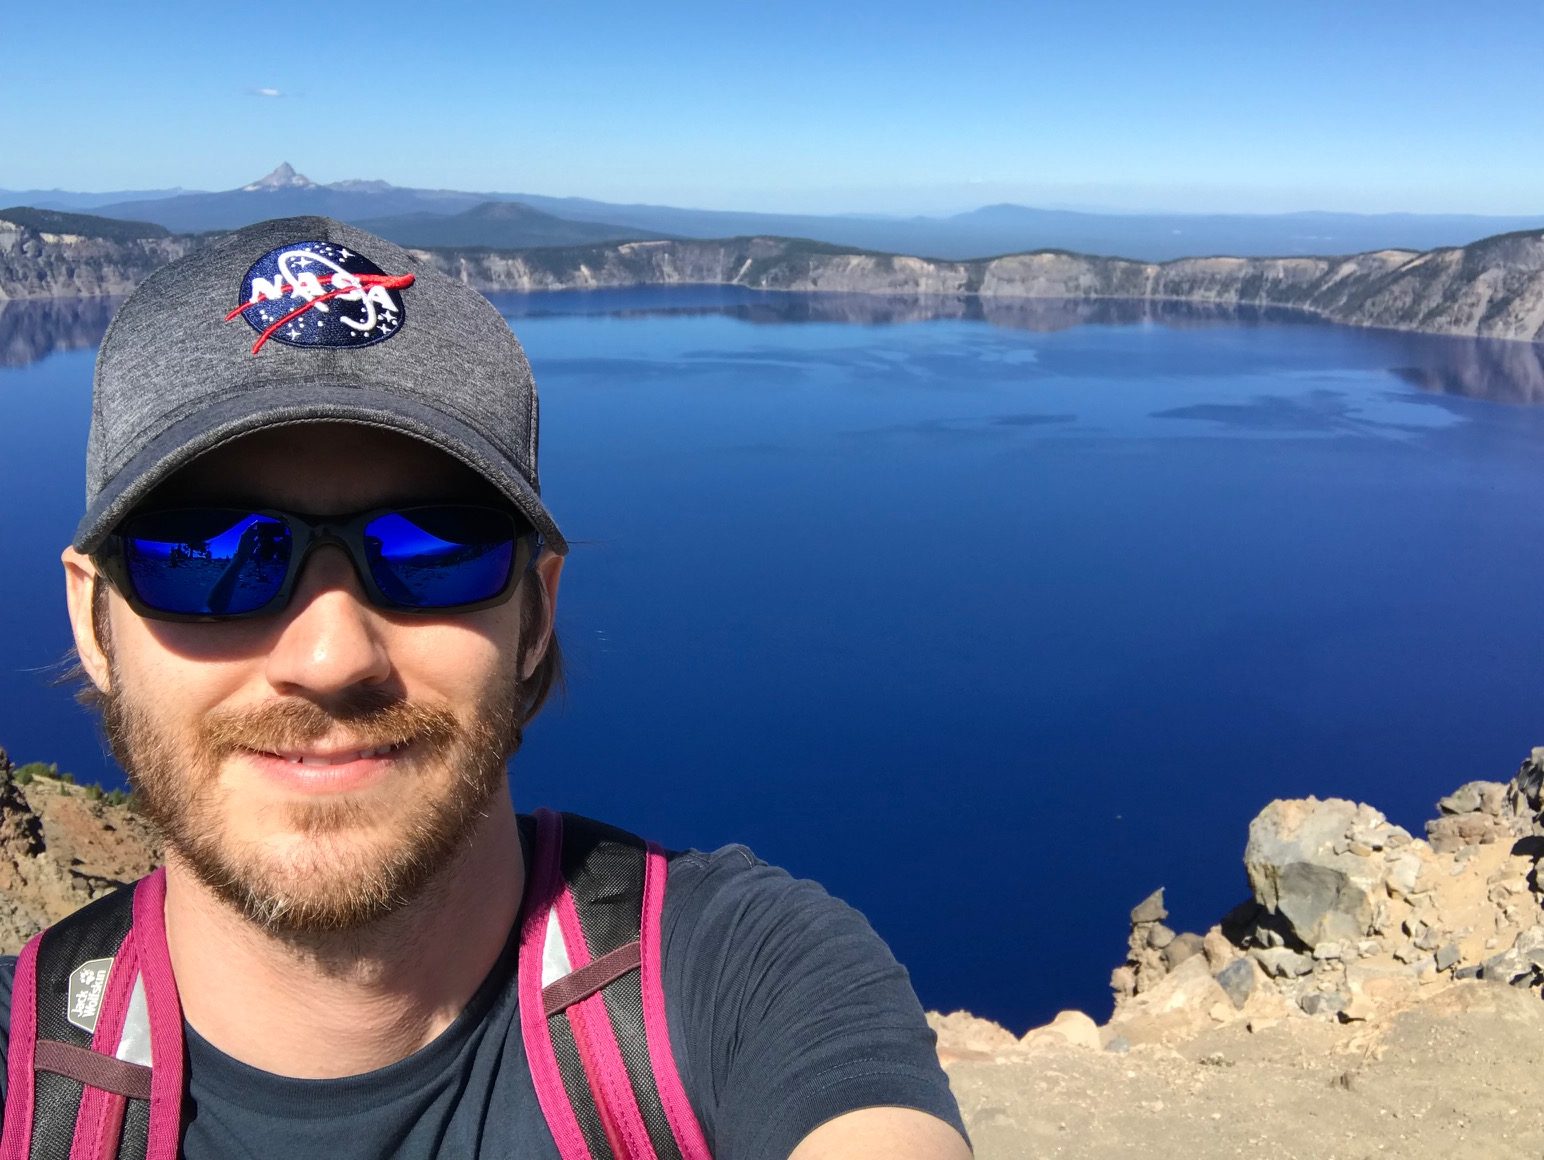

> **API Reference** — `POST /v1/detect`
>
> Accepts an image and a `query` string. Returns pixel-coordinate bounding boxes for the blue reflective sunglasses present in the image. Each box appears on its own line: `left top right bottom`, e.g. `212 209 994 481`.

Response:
96 505 541 622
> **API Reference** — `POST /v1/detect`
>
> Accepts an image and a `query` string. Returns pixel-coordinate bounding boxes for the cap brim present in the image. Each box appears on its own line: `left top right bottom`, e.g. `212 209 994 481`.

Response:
72 383 567 555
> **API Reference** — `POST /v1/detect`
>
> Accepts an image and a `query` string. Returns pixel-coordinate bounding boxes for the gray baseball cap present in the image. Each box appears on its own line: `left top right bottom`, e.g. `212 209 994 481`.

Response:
74 215 565 554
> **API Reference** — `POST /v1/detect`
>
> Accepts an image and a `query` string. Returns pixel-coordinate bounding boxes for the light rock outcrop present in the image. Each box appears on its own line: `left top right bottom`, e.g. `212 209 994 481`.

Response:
1243 796 1411 946
0 220 194 301
927 747 1544 1155
939 746 1544 1066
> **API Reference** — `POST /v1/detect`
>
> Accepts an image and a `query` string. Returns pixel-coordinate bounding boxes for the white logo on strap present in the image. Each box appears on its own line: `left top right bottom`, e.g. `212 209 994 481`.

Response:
67 956 114 1034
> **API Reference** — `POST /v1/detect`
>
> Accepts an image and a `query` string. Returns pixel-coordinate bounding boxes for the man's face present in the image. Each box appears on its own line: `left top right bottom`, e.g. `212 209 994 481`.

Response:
62 424 562 935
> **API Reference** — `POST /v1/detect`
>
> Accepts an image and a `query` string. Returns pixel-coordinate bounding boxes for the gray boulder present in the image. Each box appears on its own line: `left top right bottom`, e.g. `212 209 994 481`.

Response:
1426 810 1510 853
1299 990 1348 1018
1505 750 1544 834
1244 798 1391 947
1161 932 1204 971
1480 927 1544 986
1130 889 1167 925
1214 958 1256 1009
1437 780 1507 817
1250 946 1314 978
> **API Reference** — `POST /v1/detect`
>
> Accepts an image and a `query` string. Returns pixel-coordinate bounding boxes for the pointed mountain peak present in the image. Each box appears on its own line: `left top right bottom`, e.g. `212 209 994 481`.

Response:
241 163 316 192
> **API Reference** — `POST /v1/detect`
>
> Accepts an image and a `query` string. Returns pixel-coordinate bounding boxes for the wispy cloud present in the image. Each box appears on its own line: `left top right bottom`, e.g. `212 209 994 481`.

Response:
253 87 283 98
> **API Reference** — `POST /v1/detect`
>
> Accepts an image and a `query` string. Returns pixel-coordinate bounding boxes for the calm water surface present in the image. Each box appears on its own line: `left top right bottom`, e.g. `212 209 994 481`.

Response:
5 289 1544 1031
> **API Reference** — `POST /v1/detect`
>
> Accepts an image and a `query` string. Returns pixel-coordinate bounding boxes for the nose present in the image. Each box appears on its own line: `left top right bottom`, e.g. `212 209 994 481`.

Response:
263 544 392 696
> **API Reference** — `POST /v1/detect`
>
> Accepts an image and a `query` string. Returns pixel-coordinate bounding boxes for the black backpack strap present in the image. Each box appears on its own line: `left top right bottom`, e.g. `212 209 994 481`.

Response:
517 810 710 1160
0 870 182 1160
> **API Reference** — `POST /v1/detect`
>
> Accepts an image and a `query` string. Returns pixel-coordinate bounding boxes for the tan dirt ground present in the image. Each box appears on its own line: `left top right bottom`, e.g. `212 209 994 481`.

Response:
945 982 1544 1159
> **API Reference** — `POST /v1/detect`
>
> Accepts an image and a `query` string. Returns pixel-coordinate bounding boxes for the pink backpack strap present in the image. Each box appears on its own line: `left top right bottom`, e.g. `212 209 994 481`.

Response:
517 810 711 1160
0 931 44 1160
130 870 186 1160
639 842 711 1160
519 809 597 1160
0 869 182 1160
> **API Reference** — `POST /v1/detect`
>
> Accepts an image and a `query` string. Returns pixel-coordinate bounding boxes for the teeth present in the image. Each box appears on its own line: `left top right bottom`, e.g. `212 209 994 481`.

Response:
280 742 403 766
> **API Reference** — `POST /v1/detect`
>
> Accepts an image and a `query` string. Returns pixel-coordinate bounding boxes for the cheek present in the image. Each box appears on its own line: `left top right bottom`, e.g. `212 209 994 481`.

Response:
388 617 518 701
106 589 521 713
107 605 253 724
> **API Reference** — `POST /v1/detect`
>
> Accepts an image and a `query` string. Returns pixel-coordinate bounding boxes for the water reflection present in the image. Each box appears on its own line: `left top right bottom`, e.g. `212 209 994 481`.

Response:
500 291 1544 406
7 292 1544 406
0 298 120 368
499 288 1321 333
1391 339 1544 405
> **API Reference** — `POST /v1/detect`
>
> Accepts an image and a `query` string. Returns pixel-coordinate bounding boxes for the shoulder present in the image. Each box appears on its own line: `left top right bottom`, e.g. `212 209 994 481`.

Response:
660 843 907 1000
658 845 965 1159
661 844 881 994
661 842 797 922
662 841 868 935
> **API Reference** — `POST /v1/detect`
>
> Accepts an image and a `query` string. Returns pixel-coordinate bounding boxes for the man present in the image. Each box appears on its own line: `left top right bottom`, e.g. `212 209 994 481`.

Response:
2 217 969 1157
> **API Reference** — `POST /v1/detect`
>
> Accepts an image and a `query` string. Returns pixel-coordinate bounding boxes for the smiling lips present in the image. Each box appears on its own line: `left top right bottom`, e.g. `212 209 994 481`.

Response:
236 740 413 796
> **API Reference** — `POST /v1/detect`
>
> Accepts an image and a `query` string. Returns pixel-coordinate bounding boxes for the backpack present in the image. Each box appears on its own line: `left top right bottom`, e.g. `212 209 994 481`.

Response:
0 809 712 1160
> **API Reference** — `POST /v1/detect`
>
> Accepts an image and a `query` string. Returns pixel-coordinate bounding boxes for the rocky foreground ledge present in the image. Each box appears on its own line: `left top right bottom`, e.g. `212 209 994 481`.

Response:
6 743 1544 1156
934 749 1544 1157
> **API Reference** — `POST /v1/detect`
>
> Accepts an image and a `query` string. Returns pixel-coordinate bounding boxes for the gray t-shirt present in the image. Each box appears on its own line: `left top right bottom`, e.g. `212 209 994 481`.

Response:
0 844 964 1159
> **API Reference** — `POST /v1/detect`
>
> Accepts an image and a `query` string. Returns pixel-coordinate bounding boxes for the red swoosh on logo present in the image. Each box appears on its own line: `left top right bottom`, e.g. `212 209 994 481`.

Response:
225 272 416 354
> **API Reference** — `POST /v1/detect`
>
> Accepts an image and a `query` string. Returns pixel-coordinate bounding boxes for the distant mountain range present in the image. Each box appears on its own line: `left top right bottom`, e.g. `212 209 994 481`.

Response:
6 164 1544 262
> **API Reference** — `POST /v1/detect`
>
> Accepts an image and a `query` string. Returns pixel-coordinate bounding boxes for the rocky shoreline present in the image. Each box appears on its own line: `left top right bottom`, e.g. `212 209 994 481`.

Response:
7 213 1544 343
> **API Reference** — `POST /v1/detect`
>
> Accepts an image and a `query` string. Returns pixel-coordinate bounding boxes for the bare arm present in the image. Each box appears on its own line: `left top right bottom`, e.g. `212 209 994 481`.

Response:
790 1107 973 1160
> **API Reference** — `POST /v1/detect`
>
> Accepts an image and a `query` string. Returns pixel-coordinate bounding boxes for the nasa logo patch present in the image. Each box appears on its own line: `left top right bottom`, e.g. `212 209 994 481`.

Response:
225 241 415 355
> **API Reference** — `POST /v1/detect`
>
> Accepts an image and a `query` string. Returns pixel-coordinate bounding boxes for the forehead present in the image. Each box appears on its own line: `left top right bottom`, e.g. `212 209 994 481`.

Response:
149 422 499 514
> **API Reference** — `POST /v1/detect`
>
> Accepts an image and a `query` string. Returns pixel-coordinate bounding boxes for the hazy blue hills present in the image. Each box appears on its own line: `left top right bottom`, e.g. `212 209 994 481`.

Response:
91 187 489 235
0 187 189 211
374 190 1544 262
512 197 1544 262
10 164 1544 262
21 159 1529 258
356 200 660 250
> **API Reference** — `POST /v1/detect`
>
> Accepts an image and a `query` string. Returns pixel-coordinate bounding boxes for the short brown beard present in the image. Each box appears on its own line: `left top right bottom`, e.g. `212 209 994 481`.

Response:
103 679 520 937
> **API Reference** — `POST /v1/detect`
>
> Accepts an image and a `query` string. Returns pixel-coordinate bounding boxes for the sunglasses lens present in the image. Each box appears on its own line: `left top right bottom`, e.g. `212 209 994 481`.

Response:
363 507 518 609
122 510 292 616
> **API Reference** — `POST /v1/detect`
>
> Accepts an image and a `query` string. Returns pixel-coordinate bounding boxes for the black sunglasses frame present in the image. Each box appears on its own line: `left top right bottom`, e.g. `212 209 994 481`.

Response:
94 504 542 623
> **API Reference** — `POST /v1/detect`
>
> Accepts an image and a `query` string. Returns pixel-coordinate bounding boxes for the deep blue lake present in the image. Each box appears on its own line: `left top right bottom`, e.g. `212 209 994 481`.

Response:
5 288 1544 1033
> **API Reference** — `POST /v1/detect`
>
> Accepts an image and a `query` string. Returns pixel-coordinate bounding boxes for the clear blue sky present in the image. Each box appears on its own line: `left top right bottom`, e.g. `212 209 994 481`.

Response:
6 0 1542 215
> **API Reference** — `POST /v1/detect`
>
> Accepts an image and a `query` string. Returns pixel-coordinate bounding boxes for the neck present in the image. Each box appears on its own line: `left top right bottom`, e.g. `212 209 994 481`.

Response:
162 798 525 1079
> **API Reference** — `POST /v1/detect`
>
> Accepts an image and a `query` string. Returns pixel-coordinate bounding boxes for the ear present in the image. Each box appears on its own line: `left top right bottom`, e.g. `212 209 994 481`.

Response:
62 548 112 695
519 551 565 682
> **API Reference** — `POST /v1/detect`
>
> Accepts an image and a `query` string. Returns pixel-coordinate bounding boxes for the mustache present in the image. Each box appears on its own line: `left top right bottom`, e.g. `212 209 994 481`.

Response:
199 689 461 757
